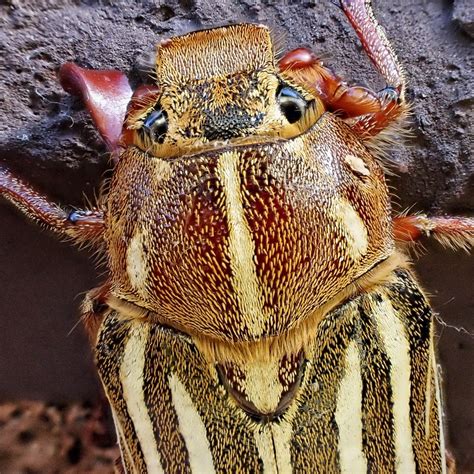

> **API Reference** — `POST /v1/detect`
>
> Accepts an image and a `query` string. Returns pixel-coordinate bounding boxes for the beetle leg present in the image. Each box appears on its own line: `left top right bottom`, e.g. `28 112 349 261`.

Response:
279 0 406 138
279 56 404 139
340 0 408 137
0 166 104 246
393 215 474 251
340 0 405 97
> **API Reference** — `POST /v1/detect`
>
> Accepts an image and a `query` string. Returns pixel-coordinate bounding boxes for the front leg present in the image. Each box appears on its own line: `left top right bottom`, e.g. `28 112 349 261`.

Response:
0 64 133 246
0 166 104 246
279 0 407 138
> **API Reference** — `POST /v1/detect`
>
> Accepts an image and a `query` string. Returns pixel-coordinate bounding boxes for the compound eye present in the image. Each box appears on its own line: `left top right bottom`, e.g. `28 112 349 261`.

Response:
277 86 308 124
143 107 168 144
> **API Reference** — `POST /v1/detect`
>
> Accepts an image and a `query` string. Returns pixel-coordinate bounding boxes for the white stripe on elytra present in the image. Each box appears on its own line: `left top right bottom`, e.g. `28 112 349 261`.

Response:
335 341 367 473
120 323 164 474
254 421 293 473
169 373 216 473
374 297 416 473
217 151 266 337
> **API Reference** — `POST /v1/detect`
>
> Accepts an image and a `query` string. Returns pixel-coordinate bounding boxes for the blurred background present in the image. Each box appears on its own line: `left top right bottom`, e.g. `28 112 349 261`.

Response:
1 0 473 471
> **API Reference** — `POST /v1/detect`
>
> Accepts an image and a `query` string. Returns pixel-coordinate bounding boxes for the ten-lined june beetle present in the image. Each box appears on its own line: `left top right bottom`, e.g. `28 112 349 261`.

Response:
1 0 473 471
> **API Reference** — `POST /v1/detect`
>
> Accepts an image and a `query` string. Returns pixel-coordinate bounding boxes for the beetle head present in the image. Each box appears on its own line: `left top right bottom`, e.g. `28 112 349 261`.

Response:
124 24 324 157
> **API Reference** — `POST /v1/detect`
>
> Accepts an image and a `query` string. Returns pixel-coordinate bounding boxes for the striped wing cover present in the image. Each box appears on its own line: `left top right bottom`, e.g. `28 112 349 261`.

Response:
95 269 444 473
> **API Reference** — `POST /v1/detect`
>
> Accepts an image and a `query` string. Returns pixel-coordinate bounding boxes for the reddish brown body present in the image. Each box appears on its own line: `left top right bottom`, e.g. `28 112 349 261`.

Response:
0 0 473 471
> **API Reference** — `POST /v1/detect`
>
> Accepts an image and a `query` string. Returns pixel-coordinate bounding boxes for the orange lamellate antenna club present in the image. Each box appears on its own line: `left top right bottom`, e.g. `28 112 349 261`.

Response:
121 85 161 146
279 47 320 71
125 85 161 124
279 47 382 118
59 63 133 152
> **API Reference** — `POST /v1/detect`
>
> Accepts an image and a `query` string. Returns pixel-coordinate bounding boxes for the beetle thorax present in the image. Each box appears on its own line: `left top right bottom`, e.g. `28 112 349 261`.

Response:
106 123 393 345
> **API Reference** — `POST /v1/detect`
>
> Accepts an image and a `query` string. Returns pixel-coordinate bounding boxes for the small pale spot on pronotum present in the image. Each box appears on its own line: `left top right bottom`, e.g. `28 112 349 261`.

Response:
344 154 370 177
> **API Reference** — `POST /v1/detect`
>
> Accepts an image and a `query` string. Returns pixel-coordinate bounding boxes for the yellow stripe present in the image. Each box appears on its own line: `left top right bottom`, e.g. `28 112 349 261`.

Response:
374 298 416 473
335 198 368 259
335 341 367 473
169 373 216 473
271 421 293 473
120 323 164 474
126 231 149 294
217 151 266 336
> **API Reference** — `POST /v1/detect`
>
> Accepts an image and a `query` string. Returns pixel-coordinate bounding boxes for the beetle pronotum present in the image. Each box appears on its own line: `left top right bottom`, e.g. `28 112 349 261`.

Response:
1 0 473 471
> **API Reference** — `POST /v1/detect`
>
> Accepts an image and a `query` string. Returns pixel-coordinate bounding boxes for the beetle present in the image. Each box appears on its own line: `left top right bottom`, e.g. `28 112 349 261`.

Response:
1 0 473 471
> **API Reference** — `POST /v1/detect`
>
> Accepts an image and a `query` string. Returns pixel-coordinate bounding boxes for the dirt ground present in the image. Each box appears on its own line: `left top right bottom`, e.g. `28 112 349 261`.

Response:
0 0 473 471
0 401 119 472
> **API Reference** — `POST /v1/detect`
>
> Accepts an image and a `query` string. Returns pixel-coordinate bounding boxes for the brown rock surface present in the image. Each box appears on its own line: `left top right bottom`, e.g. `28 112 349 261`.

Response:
0 0 473 470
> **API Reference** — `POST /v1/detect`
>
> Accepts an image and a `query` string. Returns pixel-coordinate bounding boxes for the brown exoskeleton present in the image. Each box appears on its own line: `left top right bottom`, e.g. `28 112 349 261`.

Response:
1 0 473 471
